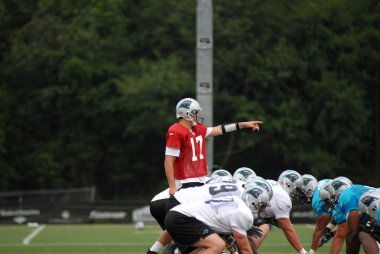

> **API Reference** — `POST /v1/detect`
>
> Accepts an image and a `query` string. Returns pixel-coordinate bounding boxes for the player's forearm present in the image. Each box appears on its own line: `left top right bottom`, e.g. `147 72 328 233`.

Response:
311 226 324 250
233 230 254 254
345 212 361 254
345 232 361 254
247 236 259 254
236 239 253 254
164 158 176 192
209 120 262 137
211 123 241 137
283 227 304 253
329 234 344 254
310 214 330 251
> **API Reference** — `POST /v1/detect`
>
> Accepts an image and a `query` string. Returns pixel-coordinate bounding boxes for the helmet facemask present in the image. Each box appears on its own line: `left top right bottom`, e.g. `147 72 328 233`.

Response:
252 202 268 219
258 206 270 220
188 110 204 126
330 196 342 213
293 187 309 205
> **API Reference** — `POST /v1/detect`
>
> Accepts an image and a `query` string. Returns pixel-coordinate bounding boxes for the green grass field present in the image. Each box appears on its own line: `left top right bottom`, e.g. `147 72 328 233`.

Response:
0 223 364 254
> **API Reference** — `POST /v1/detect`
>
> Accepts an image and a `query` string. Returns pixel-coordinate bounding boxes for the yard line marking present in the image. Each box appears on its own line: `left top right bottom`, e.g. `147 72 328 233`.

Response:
22 225 46 245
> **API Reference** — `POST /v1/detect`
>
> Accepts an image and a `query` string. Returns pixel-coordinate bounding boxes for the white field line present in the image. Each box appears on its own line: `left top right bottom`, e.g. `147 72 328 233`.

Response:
22 225 46 245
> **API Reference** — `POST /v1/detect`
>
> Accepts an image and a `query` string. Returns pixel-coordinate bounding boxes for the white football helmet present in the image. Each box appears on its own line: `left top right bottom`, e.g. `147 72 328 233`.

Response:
277 170 303 200
246 176 273 200
211 169 233 179
242 183 271 219
233 167 256 183
330 176 353 199
296 174 318 204
358 189 380 226
319 176 352 210
317 179 331 189
176 98 203 125
318 182 333 208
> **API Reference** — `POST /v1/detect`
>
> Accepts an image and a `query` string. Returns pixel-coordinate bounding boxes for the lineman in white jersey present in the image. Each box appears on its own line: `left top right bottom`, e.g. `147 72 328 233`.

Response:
165 183 270 254
170 177 245 207
147 177 244 254
250 170 308 254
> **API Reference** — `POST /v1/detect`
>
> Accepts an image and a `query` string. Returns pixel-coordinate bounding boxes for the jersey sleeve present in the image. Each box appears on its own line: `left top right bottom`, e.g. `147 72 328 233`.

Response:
273 194 292 219
312 189 330 216
332 210 346 224
166 128 183 149
205 127 213 138
229 207 253 235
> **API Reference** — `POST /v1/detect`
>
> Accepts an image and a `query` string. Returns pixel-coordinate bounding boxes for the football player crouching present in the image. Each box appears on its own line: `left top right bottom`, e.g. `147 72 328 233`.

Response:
165 183 271 254
320 177 374 254
249 170 309 254
358 189 380 254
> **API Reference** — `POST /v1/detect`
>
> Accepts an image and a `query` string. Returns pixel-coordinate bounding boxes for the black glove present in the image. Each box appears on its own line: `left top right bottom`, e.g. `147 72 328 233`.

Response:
247 225 263 238
318 227 336 247
162 243 177 254
222 234 236 249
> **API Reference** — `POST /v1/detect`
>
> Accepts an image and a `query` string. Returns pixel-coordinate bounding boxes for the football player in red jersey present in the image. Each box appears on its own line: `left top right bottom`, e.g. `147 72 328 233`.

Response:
165 97 263 195
146 98 263 254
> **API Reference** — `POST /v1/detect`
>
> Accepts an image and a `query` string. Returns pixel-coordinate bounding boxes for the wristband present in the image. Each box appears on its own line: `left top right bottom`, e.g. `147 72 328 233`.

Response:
327 222 335 230
309 249 315 254
222 123 240 134
299 248 307 254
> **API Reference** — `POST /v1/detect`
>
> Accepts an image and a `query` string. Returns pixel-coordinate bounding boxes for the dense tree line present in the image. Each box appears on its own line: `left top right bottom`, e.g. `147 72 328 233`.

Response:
0 0 379 201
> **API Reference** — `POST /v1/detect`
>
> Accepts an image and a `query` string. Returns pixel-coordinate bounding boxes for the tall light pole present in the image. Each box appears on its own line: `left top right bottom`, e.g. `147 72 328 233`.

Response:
196 0 213 173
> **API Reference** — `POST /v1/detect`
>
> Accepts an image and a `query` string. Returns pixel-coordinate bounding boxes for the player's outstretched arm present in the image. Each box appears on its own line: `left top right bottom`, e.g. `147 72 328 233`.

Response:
209 121 263 137
329 222 346 254
345 211 361 254
309 214 330 253
277 218 308 254
232 230 254 254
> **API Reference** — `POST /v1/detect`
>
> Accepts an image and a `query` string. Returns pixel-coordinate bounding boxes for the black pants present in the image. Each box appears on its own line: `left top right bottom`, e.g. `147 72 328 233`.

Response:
150 199 168 230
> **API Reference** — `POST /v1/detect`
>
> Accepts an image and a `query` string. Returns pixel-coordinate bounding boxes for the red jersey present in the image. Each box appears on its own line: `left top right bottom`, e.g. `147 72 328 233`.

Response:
166 123 208 180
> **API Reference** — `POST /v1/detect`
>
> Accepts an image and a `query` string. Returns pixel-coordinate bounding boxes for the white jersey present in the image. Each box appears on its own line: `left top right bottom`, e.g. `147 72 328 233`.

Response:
151 188 170 202
173 180 245 204
172 196 253 235
262 179 292 219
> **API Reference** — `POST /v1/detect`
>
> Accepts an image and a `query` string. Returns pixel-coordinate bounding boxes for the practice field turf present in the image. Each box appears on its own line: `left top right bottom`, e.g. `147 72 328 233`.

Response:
0 223 365 254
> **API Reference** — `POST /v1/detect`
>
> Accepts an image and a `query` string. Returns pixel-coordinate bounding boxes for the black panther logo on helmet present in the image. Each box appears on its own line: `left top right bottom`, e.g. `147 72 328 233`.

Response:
303 178 312 186
331 180 346 191
285 173 299 183
250 187 263 199
178 100 192 109
361 196 379 207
